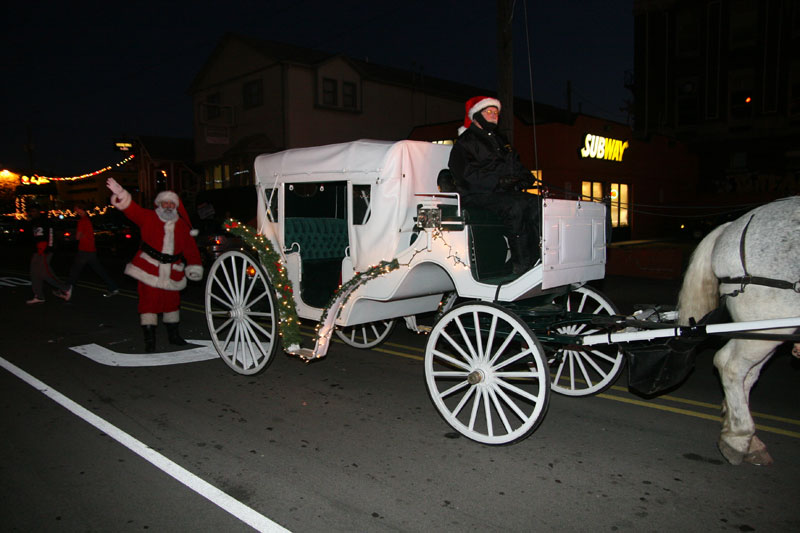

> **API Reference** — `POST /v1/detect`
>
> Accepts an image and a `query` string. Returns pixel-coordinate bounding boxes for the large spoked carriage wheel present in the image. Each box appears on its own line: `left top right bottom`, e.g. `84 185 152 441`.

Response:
335 319 396 349
548 286 625 397
424 302 550 445
205 251 280 375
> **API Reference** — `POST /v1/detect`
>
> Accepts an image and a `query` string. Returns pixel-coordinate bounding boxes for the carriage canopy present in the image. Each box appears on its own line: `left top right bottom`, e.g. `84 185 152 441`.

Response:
254 140 452 270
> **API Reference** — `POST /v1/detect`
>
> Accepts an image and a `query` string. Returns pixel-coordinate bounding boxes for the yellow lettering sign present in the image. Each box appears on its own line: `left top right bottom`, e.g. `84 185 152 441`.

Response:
580 134 628 162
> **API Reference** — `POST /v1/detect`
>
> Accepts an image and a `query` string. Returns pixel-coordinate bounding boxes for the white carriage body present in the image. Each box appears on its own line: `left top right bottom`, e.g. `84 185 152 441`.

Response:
253 139 606 326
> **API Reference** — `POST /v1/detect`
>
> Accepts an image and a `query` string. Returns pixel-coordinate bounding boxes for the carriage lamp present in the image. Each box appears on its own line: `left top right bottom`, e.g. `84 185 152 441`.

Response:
416 206 442 229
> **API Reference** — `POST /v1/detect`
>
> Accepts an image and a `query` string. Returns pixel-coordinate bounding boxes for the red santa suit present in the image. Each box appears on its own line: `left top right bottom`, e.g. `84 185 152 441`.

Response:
111 189 203 320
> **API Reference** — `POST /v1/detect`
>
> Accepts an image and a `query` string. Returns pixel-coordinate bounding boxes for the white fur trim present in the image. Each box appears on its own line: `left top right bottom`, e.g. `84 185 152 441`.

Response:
140 313 158 326
458 125 467 135
190 228 199 237
155 190 180 206
467 97 501 120
163 310 180 323
185 264 203 281
162 220 175 255
125 262 187 291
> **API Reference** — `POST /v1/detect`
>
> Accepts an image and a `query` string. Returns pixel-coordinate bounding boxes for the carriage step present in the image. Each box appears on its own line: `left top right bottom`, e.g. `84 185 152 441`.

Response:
286 347 325 363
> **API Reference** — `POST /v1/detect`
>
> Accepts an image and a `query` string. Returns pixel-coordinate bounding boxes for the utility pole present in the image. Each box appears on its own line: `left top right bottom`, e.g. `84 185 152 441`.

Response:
497 0 514 144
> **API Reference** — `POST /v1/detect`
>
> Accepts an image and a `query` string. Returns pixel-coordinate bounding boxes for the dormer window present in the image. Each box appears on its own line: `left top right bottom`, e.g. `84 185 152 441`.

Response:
317 76 360 111
343 82 357 109
322 78 338 106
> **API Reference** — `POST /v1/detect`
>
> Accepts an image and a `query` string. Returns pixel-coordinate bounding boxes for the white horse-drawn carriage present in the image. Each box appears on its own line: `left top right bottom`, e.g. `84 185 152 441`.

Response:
203 139 800 458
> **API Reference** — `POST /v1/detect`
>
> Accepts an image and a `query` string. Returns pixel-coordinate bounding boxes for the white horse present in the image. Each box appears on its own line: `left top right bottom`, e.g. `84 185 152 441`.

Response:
677 196 800 466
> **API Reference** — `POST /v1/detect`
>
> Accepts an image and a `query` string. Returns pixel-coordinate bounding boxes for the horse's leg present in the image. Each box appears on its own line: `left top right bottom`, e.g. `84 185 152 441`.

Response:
714 339 779 465
741 352 775 466
741 338 784 465
714 341 748 464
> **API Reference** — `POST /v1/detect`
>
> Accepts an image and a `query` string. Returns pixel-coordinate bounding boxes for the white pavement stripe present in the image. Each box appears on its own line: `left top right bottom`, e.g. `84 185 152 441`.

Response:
69 340 219 366
0 356 291 533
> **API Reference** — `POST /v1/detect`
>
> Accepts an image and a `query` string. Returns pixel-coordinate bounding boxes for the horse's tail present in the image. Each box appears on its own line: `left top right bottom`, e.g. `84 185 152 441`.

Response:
677 223 731 325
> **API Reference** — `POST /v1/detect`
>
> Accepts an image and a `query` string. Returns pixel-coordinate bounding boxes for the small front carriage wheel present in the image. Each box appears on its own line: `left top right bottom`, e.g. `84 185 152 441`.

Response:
548 285 625 396
205 251 280 375
424 302 550 445
335 319 396 349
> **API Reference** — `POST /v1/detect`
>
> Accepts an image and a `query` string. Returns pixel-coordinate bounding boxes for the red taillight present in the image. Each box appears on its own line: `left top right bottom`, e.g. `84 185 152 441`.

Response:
214 237 222 245
124 233 132 239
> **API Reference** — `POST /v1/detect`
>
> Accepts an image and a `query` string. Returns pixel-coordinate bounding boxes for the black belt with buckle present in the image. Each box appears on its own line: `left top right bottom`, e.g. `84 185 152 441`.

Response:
140 242 184 264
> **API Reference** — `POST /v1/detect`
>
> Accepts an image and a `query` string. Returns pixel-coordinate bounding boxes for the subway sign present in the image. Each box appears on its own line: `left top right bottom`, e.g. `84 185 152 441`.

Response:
580 133 628 162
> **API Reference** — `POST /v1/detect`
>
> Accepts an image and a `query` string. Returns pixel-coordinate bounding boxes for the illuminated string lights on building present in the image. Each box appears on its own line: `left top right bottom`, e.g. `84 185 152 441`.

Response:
18 155 136 186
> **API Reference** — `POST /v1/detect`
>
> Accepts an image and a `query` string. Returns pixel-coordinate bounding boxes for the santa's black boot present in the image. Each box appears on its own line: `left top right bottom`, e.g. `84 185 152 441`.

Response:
142 325 157 353
166 322 188 346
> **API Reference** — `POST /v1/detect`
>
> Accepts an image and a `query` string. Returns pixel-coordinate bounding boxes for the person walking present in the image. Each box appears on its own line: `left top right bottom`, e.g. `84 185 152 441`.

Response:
26 205 71 304
60 202 120 299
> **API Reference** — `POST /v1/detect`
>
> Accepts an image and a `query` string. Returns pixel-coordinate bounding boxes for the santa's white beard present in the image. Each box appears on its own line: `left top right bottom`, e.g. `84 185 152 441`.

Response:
156 206 178 222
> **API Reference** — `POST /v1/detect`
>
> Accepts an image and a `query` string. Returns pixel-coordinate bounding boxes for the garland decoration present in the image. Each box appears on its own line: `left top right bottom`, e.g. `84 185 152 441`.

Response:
314 258 400 343
224 219 302 350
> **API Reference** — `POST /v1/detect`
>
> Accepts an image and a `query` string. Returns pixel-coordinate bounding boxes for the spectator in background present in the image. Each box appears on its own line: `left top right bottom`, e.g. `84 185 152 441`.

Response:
26 205 71 304
60 202 120 299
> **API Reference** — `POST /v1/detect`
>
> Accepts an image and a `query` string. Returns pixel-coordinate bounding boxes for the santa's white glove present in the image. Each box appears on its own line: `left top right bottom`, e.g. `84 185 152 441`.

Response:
185 265 203 281
106 177 125 196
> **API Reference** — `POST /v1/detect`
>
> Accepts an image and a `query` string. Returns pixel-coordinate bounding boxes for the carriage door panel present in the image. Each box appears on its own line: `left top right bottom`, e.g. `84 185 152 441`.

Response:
541 199 607 289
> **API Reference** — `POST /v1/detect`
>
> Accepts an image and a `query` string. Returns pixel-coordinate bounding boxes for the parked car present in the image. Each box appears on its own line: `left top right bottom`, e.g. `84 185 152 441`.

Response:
91 212 139 257
193 186 256 270
0 218 25 244
196 218 246 269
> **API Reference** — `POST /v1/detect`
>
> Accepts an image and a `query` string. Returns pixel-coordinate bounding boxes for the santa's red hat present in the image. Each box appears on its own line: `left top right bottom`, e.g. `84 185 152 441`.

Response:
458 96 501 135
155 190 198 237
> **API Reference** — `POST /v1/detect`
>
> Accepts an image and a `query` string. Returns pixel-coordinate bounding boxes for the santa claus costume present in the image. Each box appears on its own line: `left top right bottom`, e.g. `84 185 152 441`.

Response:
109 182 203 352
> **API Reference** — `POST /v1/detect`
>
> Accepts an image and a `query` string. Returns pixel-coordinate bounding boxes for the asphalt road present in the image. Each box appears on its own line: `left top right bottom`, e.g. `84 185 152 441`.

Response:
1 244 799 532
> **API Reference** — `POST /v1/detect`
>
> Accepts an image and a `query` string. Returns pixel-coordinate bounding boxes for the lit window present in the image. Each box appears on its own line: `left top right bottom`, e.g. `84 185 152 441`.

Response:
609 183 629 228
581 181 603 202
581 181 629 228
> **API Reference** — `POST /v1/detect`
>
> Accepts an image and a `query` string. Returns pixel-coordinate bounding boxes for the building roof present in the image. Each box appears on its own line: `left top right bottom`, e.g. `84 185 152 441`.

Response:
189 33 482 103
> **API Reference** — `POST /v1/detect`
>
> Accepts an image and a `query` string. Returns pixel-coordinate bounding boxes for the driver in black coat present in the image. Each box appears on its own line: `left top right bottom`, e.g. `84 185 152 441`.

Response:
448 96 540 274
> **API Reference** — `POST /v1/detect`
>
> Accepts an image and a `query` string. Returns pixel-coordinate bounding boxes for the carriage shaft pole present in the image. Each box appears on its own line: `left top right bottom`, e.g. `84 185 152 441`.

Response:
580 316 800 347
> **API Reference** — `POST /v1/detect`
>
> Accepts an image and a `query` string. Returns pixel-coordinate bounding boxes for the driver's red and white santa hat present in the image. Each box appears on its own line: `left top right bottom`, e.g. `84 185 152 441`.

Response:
154 190 198 236
458 96 501 135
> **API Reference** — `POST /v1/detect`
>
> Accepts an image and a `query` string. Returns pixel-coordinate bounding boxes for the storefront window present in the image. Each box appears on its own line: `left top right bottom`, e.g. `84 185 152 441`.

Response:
581 181 603 201
581 181 630 228
609 183 629 228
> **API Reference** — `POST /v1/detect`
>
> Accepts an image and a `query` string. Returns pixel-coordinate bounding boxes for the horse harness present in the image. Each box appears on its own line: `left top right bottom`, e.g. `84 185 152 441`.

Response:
718 214 800 299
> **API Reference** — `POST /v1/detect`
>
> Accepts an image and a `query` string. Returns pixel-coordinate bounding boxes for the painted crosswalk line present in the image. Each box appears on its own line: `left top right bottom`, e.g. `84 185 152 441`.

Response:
69 340 219 367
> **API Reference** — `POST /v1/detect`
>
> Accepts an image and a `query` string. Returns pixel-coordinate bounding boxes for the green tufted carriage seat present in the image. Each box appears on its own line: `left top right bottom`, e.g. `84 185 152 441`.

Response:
284 217 349 307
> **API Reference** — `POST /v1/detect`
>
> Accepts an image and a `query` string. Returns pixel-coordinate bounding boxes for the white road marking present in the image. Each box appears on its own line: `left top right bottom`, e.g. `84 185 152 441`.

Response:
69 340 219 366
0 356 291 533
0 276 31 287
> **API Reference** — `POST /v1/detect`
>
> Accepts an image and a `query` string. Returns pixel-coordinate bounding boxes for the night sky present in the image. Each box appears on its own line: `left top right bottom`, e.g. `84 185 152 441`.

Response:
2 0 633 176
